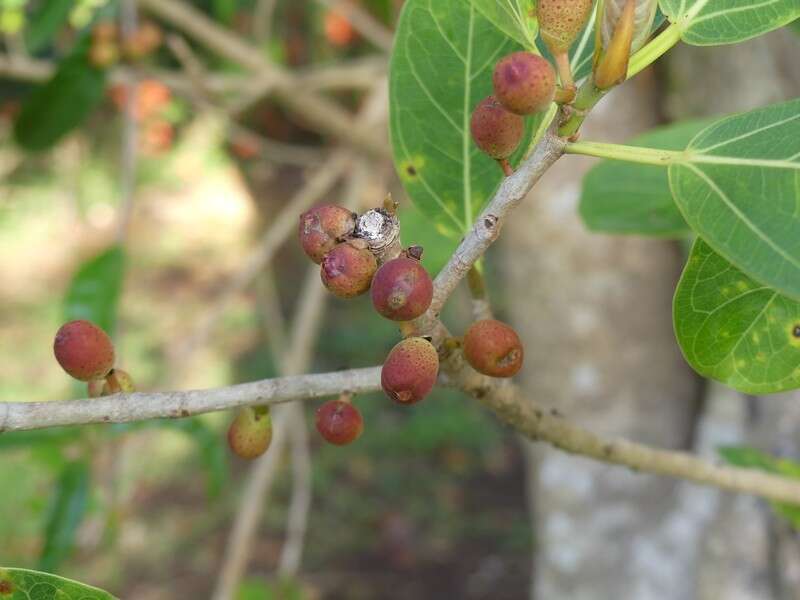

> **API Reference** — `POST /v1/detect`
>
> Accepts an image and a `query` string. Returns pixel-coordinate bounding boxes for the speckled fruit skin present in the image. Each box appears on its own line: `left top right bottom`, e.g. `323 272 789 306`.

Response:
227 408 273 459
381 337 439 404
537 0 595 54
53 320 115 382
321 239 378 298
371 257 433 321
299 204 357 264
470 96 524 159
493 52 556 115
463 319 524 378
316 400 363 445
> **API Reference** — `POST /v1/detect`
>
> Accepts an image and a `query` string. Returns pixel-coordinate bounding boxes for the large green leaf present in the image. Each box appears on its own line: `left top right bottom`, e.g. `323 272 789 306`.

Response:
24 0 73 53
719 446 800 527
469 0 538 49
390 0 539 237
39 461 91 572
64 245 125 336
668 99 800 301
660 0 800 45
579 119 711 236
13 39 107 152
0 568 115 600
674 238 800 394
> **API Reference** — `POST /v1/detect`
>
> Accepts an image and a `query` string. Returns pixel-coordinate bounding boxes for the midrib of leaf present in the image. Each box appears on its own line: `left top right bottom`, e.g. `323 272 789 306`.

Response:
691 0 784 26
690 112 800 154
463 6 475 229
680 162 800 272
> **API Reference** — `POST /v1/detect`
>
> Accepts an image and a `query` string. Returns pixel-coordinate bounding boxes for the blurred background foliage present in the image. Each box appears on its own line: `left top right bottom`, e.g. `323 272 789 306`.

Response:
0 0 532 598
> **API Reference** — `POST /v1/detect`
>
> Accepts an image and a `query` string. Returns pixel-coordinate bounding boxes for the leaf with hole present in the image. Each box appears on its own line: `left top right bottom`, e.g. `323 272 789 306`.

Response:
674 238 800 394
579 118 712 236
390 0 540 237
668 98 800 300
0 568 116 599
660 0 800 45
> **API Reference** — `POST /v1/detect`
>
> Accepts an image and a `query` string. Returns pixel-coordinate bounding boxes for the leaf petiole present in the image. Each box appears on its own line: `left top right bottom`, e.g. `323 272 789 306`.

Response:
564 140 681 165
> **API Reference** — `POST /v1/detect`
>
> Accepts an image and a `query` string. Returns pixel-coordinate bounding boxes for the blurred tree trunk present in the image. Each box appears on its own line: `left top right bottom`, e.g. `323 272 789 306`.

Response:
502 27 800 599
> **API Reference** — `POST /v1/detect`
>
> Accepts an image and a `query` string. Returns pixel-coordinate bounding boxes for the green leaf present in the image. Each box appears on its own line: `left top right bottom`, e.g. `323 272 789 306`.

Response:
674 238 800 394
64 245 125 336
39 461 91 572
0 568 116 599
390 0 539 237
579 119 712 236
398 202 460 276
24 0 73 53
13 39 107 152
668 99 800 301
719 446 800 528
469 0 538 49
660 0 800 45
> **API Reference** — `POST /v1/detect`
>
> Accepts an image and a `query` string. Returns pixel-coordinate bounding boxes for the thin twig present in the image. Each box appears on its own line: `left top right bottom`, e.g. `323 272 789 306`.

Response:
135 0 389 158
253 0 279 42
117 0 139 245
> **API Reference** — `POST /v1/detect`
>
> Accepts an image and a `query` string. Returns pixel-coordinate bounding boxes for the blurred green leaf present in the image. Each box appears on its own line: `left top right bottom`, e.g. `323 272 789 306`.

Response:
39 460 91 572
579 119 712 237
24 0 73 53
0 427 82 451
719 446 800 527
212 0 237 24
0 568 115 599
64 245 125 336
660 0 800 45
236 577 305 600
390 0 539 238
13 39 107 152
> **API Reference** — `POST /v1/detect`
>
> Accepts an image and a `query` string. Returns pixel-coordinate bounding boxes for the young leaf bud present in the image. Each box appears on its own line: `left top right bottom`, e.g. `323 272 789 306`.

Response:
470 96 524 160
493 52 556 115
54 320 115 382
600 0 658 54
594 0 636 89
463 319 524 378
381 337 439 405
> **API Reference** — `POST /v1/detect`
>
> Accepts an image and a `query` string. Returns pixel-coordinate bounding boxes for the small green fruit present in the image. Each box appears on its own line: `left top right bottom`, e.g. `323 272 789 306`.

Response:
321 239 378 298
493 52 556 115
381 337 439 404
227 407 273 460
316 399 363 445
470 96 524 160
538 0 595 54
54 320 115 382
371 255 433 321
299 204 357 264
463 319 524 378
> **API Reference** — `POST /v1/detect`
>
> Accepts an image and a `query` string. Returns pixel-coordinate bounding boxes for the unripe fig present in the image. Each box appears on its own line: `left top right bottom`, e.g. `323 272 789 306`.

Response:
381 337 439 404
470 96 524 160
493 52 556 115
102 369 136 394
463 319 524 378
538 0 595 54
89 41 120 69
54 320 115 382
371 255 433 321
299 204 357 264
227 407 273 460
321 239 377 298
316 399 363 445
